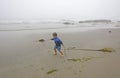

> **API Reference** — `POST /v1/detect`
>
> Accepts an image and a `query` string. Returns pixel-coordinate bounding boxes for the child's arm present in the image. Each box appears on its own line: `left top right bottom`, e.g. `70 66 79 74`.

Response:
50 38 54 40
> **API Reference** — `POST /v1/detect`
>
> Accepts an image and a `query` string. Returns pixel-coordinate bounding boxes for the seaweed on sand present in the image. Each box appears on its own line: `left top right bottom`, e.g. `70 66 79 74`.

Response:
38 39 45 42
46 69 58 75
81 57 93 62
99 48 114 52
67 57 94 62
67 47 115 52
67 58 81 62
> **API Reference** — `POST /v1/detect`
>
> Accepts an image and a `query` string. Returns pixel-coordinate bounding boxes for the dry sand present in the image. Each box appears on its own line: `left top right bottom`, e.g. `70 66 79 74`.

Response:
0 28 120 78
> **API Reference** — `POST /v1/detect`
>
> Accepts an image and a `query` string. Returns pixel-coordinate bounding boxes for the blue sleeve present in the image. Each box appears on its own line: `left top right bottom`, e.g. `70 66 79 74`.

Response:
51 38 54 40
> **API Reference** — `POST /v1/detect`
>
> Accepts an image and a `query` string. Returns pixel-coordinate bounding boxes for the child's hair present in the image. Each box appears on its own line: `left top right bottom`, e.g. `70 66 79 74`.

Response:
52 32 57 37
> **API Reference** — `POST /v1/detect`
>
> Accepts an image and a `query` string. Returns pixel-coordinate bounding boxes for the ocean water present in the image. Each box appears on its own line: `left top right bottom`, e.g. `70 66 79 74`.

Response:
0 19 119 33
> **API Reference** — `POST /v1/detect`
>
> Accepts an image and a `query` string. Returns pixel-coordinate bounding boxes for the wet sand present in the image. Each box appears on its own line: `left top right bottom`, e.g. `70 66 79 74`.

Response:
0 28 120 78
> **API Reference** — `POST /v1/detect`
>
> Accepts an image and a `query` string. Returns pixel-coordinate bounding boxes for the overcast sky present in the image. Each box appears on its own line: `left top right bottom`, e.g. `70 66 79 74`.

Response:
0 0 120 20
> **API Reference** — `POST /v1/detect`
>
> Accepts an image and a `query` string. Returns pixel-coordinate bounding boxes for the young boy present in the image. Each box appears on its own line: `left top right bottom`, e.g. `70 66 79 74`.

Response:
51 32 64 56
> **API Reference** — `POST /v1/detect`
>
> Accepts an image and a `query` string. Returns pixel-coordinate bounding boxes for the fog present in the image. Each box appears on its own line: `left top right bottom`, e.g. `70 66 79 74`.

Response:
0 0 120 20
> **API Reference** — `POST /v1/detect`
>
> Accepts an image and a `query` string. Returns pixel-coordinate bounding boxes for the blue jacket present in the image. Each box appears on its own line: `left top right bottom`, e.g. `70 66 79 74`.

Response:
51 37 63 46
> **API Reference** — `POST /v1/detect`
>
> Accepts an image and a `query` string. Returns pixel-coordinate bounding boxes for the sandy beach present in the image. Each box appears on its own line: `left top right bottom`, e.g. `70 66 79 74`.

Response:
0 28 120 78
1 0 120 77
